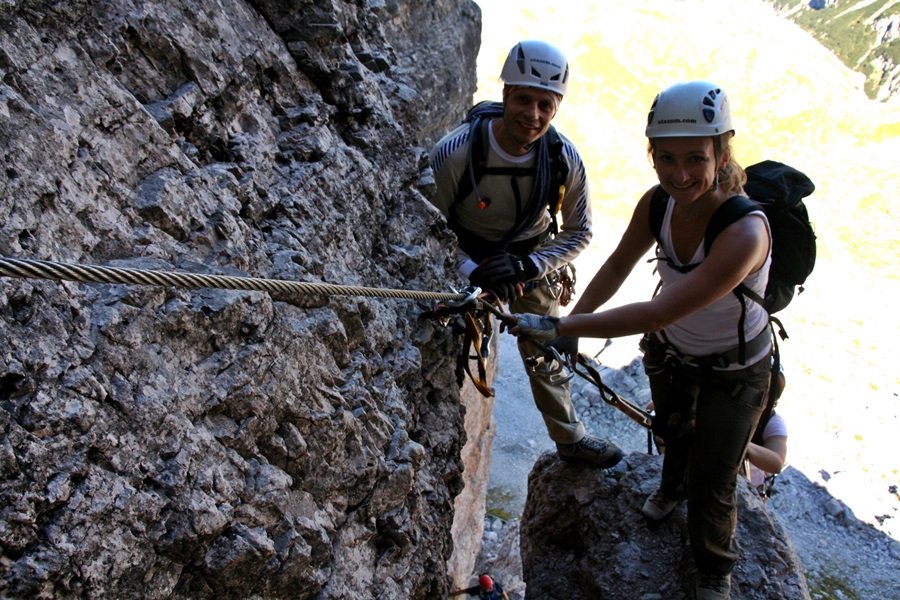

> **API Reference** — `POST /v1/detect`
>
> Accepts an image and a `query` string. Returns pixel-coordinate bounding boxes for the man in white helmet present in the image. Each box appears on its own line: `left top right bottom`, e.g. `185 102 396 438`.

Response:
428 40 623 468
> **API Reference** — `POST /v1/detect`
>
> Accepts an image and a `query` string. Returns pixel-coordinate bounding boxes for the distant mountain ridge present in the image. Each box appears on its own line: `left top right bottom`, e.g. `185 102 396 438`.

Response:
769 0 899 101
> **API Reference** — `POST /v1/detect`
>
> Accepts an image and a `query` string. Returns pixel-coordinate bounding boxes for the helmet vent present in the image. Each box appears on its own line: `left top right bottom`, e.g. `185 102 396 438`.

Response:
516 47 527 74
702 91 719 123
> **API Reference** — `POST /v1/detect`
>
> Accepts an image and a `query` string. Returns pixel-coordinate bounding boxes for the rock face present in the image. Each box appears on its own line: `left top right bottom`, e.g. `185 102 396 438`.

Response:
0 1 482 598
520 452 811 600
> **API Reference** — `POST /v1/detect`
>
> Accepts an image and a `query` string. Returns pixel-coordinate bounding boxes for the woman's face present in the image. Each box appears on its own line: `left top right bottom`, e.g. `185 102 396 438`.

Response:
652 136 720 202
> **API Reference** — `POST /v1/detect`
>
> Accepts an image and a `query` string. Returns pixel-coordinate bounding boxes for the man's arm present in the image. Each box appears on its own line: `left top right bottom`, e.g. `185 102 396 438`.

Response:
429 124 481 276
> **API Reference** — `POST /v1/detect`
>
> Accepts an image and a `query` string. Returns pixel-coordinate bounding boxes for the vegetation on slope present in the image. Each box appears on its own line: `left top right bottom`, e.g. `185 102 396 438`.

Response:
771 0 899 100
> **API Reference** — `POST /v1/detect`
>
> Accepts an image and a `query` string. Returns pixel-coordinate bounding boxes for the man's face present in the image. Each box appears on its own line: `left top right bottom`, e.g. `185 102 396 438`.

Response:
501 86 559 149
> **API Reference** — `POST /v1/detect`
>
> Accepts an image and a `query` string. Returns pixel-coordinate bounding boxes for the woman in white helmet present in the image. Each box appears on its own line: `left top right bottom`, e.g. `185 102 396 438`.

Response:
506 81 773 600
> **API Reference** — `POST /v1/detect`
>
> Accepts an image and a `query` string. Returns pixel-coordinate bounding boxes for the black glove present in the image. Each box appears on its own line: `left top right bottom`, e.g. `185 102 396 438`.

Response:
474 280 517 303
549 335 579 357
472 253 539 284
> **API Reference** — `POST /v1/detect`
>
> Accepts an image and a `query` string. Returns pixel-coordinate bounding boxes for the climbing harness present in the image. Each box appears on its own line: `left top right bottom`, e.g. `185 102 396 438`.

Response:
521 262 576 306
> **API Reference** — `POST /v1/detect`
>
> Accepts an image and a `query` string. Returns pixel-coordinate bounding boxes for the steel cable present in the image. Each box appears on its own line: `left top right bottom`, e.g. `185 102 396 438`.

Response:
0 256 467 304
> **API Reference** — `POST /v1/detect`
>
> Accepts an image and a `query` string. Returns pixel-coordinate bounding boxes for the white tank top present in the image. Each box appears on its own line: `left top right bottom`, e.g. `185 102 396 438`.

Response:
656 196 772 369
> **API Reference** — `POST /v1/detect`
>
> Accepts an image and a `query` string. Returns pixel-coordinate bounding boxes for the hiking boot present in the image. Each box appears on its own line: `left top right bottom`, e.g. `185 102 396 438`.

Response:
641 489 679 521
695 572 731 600
556 435 623 468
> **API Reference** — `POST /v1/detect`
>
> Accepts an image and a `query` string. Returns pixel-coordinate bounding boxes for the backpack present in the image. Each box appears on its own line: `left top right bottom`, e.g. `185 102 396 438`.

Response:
448 101 569 259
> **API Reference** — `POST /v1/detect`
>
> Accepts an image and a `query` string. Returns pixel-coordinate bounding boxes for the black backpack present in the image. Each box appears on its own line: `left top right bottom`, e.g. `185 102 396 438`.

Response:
448 101 569 259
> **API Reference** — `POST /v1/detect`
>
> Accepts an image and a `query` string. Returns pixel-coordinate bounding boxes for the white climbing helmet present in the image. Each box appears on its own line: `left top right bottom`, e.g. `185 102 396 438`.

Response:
645 81 735 138
500 40 569 97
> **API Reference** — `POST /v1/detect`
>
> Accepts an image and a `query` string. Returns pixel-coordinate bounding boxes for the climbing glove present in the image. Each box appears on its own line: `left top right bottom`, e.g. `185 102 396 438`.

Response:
513 313 560 342
470 253 539 302
472 253 539 284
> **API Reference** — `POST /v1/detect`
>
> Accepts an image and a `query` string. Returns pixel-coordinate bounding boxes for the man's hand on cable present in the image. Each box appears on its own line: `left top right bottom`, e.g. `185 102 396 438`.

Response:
474 252 539 283
470 253 539 302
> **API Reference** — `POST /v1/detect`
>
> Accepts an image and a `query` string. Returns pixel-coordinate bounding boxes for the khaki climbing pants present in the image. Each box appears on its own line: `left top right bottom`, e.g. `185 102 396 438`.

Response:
509 278 585 444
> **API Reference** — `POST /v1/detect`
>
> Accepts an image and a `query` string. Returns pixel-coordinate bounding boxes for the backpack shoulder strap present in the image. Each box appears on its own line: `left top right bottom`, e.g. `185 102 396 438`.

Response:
451 101 505 207
545 125 569 234
648 184 669 242
705 195 766 307
452 118 489 208
707 195 771 363
703 195 760 254
546 126 568 181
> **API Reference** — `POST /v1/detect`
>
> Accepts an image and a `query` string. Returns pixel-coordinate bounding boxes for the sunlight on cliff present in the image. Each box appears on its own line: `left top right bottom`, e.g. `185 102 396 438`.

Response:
474 0 899 274
473 0 900 541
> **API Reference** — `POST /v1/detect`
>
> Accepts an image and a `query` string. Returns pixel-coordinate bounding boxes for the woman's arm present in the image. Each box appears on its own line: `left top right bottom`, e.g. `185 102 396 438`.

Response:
746 436 788 475
559 212 770 339
505 215 769 339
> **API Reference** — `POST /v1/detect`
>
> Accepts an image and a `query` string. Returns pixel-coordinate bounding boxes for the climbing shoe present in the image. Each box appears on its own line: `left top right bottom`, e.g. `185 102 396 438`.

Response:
556 435 623 468
694 572 731 599
641 489 679 521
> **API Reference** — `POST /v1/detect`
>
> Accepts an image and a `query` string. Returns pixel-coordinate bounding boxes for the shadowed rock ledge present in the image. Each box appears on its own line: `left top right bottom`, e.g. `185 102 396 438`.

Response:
520 452 810 600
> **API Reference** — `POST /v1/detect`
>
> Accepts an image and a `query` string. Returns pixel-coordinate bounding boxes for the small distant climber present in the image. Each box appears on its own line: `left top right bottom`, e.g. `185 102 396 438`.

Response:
449 573 510 600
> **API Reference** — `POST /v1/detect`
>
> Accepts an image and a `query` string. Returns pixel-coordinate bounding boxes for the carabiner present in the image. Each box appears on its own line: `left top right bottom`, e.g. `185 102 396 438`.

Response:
525 346 574 385
447 285 481 309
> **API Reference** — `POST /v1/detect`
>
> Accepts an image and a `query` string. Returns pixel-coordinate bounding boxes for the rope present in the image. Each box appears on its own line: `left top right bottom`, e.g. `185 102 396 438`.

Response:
0 257 467 304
